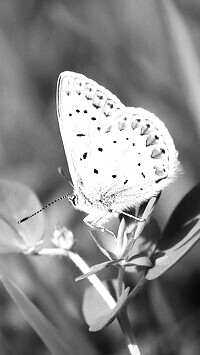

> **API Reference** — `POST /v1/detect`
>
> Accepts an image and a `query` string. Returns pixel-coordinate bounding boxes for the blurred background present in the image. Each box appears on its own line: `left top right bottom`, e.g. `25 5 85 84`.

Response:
0 0 200 354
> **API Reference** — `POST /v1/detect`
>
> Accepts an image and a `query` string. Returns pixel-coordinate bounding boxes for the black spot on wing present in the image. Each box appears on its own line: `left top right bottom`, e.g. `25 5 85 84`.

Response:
80 152 87 161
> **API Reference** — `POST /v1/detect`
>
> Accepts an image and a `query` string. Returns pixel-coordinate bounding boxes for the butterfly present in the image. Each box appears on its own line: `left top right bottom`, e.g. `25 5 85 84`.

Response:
57 71 180 229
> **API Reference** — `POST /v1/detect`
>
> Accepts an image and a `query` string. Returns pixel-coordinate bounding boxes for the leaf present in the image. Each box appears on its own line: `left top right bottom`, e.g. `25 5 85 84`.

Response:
76 259 120 281
89 287 130 332
125 254 153 268
90 229 118 259
160 183 200 248
90 197 160 260
131 218 161 256
122 210 161 260
83 284 110 327
82 284 129 332
122 218 161 274
146 184 200 280
1 275 77 355
0 180 44 253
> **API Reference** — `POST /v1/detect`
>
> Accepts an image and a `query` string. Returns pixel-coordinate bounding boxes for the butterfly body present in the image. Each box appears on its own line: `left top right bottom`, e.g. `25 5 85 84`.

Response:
57 71 180 227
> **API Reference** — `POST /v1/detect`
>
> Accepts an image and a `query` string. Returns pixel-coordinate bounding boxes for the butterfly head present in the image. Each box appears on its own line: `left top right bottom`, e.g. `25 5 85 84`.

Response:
67 187 118 225
67 190 94 214
68 193 79 208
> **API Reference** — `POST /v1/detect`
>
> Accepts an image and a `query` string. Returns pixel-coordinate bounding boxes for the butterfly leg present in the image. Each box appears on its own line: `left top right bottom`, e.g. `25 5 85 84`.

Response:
120 211 145 223
83 215 115 236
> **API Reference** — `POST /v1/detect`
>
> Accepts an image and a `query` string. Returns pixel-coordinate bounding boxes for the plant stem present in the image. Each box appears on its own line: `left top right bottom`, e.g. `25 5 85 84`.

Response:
117 265 142 355
118 309 141 355
117 217 127 255
67 251 116 309
37 248 144 355
117 266 125 298
127 274 146 302
37 248 116 309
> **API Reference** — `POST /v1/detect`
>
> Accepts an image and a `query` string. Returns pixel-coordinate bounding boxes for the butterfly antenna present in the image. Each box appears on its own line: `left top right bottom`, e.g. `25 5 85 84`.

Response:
18 167 73 224
18 194 70 224
58 166 74 189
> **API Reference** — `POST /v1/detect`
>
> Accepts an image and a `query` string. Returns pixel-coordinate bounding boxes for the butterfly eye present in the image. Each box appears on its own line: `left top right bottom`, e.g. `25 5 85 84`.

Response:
69 194 78 207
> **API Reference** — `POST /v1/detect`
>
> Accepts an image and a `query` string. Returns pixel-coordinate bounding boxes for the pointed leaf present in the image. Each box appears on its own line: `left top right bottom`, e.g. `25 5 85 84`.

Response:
89 287 130 332
82 283 129 332
161 183 200 249
0 180 44 253
146 220 200 280
1 276 77 355
76 259 120 281
90 229 118 259
82 284 111 327
146 184 200 280
125 255 153 268
122 218 161 263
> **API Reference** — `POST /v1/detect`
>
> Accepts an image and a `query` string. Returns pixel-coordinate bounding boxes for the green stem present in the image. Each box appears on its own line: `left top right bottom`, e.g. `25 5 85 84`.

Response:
117 217 127 256
36 248 116 309
117 266 125 299
35 248 145 355
127 274 146 302
118 309 141 355
117 266 142 355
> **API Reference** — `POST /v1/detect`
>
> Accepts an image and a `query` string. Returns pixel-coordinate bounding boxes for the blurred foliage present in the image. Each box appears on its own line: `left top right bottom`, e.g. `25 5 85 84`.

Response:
1 0 200 354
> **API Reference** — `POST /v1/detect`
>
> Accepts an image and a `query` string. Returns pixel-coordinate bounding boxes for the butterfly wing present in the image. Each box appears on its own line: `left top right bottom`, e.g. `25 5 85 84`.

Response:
57 72 180 220
94 107 180 212
57 71 124 202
